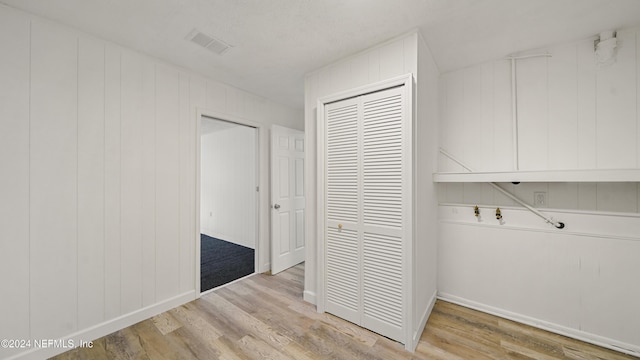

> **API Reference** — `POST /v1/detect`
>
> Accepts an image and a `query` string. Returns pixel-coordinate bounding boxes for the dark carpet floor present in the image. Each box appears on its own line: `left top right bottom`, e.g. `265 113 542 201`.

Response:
201 234 255 292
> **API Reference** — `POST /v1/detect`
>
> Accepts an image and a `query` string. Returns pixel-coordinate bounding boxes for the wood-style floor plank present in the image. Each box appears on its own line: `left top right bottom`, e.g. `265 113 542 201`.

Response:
51 264 637 359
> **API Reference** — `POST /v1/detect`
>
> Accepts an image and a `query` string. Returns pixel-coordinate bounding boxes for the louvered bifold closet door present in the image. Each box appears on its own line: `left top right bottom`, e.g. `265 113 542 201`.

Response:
360 86 406 343
324 97 361 324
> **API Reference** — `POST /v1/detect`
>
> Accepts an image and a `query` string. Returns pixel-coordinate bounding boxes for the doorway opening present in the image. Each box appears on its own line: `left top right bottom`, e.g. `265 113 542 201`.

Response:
199 116 258 293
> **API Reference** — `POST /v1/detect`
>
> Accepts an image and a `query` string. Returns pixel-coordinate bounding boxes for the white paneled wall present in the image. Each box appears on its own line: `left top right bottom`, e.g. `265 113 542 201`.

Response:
120 48 144 316
141 57 158 309
304 32 420 304
437 26 640 356
0 8 30 352
200 124 257 249
439 60 513 172
155 64 182 302
104 42 122 321
440 28 640 172
0 5 301 360
438 27 640 212
30 16 79 340
597 31 637 169
77 34 106 331
439 205 640 355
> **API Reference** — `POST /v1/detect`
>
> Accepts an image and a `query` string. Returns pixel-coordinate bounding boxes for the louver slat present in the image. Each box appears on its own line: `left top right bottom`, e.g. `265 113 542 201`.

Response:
362 92 403 228
361 88 405 341
323 82 409 346
325 99 360 323
363 232 403 328
326 102 358 224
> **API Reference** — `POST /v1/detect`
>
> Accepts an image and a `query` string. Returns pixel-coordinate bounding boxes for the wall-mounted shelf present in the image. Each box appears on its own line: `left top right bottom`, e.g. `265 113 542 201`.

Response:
433 169 640 183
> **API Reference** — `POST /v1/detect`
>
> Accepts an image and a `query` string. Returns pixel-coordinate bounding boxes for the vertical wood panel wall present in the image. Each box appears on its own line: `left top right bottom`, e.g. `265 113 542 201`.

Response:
30 18 79 340
438 205 640 355
436 27 640 355
0 5 301 360
440 28 640 172
438 28 640 213
0 8 30 351
77 35 106 331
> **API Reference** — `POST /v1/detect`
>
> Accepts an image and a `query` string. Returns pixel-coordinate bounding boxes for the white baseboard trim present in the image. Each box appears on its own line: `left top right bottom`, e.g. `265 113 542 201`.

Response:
260 262 271 273
303 290 317 305
437 292 640 358
8 291 196 360
411 290 437 351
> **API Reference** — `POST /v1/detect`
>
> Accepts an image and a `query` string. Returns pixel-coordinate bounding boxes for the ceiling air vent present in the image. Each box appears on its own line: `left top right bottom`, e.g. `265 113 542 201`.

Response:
186 29 232 55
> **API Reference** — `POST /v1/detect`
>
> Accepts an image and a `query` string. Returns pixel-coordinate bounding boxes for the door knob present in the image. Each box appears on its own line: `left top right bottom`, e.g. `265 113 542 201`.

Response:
274 204 280 209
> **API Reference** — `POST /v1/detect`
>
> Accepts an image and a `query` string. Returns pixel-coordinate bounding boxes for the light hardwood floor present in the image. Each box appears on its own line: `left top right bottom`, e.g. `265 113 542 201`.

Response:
52 264 635 359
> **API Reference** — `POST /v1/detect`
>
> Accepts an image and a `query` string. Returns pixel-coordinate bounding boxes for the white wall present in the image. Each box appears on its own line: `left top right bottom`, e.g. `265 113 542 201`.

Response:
438 27 640 213
0 5 301 360
438 26 640 213
437 26 640 356
438 205 640 355
414 34 440 340
439 27 640 172
304 31 423 303
200 123 257 249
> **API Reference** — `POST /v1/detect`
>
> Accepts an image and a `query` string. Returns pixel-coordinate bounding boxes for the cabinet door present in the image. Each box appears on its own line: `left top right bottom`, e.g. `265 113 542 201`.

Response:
324 97 361 324
361 86 406 342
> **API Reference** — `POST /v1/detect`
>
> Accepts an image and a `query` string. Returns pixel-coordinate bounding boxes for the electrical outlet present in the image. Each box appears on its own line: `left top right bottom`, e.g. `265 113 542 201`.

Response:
534 192 546 207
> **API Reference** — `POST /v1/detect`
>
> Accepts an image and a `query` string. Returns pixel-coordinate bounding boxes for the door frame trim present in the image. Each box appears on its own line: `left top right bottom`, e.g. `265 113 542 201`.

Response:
195 108 262 296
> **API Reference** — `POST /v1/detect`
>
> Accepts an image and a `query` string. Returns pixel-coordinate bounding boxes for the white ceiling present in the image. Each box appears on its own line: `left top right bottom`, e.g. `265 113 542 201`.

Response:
3 0 640 110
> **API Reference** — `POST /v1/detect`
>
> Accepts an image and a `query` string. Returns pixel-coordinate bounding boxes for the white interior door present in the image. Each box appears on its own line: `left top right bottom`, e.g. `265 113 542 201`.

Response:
271 125 305 274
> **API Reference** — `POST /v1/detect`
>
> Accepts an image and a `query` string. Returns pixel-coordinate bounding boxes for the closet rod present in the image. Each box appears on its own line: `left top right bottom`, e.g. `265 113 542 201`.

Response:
439 148 565 229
